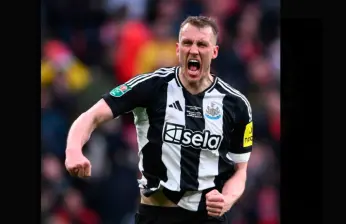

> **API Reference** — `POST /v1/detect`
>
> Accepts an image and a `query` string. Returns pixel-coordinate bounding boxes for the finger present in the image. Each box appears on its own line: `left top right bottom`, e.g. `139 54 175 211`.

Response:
85 164 91 177
77 167 85 178
81 162 91 177
71 167 80 176
65 164 74 172
208 211 220 217
207 195 224 202
67 169 76 176
206 206 222 214
206 201 224 209
206 189 219 197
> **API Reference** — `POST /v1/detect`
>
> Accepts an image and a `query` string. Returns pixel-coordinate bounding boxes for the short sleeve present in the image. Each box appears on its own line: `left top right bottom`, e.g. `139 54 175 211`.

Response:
102 73 157 118
228 97 253 163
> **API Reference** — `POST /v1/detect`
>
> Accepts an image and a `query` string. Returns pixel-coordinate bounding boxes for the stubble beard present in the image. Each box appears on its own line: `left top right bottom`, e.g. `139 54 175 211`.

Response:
180 62 213 92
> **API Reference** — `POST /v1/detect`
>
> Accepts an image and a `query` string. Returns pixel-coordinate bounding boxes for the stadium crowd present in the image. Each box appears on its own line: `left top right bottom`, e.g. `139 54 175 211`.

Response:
41 0 280 223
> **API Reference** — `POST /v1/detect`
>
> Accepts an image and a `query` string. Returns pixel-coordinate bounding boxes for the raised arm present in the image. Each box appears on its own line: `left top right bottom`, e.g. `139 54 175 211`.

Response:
65 71 159 178
65 99 113 178
66 99 113 153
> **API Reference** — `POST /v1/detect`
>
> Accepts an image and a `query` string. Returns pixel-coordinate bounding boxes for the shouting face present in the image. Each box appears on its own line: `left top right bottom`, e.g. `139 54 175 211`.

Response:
177 23 219 84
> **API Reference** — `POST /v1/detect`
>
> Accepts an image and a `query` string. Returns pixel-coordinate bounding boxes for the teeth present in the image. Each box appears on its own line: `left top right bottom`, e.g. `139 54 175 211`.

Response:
189 60 199 63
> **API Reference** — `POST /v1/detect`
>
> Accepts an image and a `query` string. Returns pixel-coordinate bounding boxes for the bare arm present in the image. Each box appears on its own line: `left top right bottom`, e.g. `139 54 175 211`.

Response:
206 96 252 216
66 99 113 153
222 162 248 209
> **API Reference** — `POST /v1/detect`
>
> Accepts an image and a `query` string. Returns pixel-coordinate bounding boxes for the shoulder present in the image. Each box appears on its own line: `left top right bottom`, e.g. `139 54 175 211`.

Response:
215 77 252 121
125 66 177 88
108 67 177 99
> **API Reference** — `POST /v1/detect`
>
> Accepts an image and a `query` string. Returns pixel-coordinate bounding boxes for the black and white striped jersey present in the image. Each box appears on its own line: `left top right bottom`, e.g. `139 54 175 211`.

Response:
102 66 253 211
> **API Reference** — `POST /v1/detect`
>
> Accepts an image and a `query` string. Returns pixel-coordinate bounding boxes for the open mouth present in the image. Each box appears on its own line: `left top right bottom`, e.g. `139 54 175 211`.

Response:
187 59 201 72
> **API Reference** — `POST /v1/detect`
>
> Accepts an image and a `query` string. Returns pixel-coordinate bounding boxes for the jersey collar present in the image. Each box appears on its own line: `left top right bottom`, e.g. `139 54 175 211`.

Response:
175 66 218 94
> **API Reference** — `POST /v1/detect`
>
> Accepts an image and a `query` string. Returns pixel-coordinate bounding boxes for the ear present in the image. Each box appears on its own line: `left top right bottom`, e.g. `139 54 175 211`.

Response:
176 42 180 57
212 45 219 59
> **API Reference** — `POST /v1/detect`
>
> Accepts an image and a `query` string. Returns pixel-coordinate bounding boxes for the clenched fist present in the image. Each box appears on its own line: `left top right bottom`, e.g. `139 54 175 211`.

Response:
65 150 92 178
206 189 228 217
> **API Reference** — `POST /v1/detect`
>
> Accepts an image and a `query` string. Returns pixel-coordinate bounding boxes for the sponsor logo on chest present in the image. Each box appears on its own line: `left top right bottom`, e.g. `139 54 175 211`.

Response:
163 122 223 151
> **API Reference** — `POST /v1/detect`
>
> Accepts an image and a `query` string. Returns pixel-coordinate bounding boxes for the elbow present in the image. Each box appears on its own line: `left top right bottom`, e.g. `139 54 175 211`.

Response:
82 99 114 127
79 111 99 130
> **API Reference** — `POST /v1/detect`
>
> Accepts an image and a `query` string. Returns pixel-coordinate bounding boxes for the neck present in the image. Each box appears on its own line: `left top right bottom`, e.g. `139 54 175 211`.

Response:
179 69 214 95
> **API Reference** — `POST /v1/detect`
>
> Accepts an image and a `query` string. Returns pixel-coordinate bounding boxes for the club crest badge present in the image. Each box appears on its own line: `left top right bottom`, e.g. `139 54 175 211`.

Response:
205 102 221 120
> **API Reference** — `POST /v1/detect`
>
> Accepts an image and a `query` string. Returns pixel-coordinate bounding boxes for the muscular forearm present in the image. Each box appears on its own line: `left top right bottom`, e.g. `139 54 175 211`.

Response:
221 168 247 209
66 99 114 154
66 112 99 152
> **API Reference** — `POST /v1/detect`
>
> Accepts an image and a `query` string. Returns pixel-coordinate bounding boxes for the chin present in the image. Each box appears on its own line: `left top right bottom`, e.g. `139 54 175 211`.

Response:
185 68 202 82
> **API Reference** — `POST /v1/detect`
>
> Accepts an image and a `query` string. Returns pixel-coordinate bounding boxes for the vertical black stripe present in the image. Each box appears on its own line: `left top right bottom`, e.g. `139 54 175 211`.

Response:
213 86 238 190
142 82 169 188
180 91 205 191
197 187 216 211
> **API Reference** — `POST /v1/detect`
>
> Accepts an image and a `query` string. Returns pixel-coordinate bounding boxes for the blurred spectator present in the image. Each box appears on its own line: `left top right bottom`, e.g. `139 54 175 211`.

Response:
41 0 280 223
41 39 91 92
256 186 280 224
248 56 274 87
41 88 69 158
146 0 183 35
134 18 178 74
41 153 69 223
268 35 280 81
42 154 70 194
113 20 151 84
53 187 100 224
263 88 280 142
103 0 148 20
233 4 262 63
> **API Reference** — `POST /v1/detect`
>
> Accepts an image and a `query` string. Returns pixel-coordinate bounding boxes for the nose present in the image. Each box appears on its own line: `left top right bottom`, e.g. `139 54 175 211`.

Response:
189 44 199 55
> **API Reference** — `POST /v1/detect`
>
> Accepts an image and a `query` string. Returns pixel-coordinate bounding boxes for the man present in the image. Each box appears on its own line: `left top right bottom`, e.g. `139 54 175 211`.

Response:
65 16 253 224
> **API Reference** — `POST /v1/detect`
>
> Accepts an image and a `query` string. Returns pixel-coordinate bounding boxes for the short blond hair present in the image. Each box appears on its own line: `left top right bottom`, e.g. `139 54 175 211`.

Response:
179 16 219 43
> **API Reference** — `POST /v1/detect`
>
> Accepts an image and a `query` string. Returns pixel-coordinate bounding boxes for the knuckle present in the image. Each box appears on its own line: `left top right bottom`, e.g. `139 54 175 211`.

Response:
67 166 75 171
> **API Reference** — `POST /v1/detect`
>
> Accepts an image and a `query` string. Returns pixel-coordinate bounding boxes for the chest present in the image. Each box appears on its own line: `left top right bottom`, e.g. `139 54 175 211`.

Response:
150 86 234 148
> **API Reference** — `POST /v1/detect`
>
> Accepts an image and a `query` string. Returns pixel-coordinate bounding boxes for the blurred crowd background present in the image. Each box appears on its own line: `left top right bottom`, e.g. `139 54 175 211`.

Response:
41 0 280 223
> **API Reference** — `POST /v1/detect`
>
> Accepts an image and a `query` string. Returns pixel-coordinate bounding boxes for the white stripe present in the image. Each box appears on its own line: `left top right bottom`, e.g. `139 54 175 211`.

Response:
207 77 218 93
158 67 176 72
126 67 175 87
133 67 175 191
129 71 171 88
177 191 202 211
126 68 174 87
218 80 252 120
218 79 252 121
160 79 185 191
198 88 224 190
126 73 151 86
226 152 251 163
174 66 182 87
133 107 150 186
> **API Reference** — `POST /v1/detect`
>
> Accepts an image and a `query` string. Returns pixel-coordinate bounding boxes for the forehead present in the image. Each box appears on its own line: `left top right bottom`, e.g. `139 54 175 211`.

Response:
180 23 215 43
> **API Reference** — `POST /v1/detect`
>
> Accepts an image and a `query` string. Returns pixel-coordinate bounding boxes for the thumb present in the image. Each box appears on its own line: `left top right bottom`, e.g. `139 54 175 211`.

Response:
206 189 219 197
85 164 92 177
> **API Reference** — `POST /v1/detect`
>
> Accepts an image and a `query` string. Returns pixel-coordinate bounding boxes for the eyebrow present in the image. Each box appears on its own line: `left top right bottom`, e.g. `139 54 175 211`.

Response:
181 38 210 45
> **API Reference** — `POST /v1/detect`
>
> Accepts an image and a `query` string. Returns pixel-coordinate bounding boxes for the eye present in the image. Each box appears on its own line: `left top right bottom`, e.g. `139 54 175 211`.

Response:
197 42 208 47
182 40 192 46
